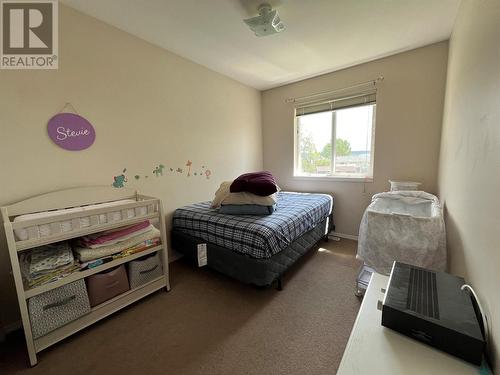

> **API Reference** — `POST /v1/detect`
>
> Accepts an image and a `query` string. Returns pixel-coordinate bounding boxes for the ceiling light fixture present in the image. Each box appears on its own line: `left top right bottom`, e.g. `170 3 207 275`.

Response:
244 3 285 37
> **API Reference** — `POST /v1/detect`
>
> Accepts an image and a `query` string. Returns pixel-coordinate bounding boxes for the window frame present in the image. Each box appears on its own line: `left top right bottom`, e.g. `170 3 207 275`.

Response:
293 102 376 182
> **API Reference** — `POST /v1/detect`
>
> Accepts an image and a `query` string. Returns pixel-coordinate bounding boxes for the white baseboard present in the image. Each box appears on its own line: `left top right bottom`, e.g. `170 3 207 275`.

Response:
1 320 22 338
330 232 359 241
5 320 21 333
169 251 183 262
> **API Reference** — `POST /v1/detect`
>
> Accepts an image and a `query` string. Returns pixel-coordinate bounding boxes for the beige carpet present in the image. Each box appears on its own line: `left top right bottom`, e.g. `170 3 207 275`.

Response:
0 239 361 375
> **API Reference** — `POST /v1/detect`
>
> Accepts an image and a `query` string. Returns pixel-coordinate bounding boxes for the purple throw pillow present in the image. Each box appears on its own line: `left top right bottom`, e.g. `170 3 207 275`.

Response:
230 171 278 197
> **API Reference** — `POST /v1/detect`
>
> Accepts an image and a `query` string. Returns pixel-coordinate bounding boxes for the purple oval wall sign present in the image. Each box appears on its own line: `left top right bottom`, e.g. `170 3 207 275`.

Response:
47 113 96 151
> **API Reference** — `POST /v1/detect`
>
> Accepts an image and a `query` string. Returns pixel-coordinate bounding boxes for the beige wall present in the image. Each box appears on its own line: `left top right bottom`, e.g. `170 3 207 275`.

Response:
0 6 262 327
438 0 500 371
262 42 449 236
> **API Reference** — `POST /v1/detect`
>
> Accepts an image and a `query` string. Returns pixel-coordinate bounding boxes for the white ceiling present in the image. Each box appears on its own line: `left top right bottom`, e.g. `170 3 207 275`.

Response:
61 0 461 90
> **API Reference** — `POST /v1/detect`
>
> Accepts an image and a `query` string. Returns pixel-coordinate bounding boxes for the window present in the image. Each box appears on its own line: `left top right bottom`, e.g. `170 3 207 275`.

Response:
294 91 376 180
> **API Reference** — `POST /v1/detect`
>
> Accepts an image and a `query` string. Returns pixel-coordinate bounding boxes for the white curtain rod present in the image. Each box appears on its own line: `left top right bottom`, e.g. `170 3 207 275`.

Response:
285 76 384 103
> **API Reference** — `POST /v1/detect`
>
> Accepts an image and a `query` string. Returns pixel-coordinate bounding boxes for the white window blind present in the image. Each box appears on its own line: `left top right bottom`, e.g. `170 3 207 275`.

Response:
295 89 377 117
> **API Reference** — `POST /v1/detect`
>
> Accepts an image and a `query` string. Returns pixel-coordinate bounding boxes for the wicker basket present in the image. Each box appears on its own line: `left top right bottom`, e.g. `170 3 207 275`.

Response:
389 180 421 191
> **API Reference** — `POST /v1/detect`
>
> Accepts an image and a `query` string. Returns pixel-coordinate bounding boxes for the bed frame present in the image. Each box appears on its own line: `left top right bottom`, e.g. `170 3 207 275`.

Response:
172 218 329 290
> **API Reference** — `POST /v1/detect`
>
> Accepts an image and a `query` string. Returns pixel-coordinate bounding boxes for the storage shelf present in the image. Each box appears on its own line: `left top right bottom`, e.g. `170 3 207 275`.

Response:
34 276 166 352
2 187 170 366
16 213 159 252
24 245 164 299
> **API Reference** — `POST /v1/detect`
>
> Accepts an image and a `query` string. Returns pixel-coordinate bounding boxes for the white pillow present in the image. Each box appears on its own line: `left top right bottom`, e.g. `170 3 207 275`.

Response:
211 181 277 208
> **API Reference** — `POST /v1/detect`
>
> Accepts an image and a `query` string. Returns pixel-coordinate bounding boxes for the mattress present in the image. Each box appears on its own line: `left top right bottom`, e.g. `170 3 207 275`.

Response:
172 192 333 259
172 219 328 286
13 199 147 241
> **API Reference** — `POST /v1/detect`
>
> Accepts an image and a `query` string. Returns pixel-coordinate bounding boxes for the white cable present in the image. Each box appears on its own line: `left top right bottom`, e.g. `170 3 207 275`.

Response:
461 284 489 345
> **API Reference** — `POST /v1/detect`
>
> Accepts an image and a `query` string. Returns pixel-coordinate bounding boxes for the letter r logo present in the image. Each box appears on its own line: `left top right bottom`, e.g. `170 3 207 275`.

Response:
2 2 53 54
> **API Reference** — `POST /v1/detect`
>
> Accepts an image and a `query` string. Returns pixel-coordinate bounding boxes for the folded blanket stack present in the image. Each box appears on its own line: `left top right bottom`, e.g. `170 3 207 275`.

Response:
17 221 162 289
74 220 161 262
20 242 79 288
211 171 279 215
78 220 152 248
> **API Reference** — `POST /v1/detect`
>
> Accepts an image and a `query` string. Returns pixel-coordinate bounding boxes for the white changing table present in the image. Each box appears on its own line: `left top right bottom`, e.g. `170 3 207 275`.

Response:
338 273 487 374
2 186 170 366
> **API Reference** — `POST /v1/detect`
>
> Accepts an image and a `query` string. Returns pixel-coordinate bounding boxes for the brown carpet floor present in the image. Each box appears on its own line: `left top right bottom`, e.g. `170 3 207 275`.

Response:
1 239 361 375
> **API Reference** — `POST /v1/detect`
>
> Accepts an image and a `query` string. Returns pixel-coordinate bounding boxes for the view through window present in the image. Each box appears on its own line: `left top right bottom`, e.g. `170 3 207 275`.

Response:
295 103 375 178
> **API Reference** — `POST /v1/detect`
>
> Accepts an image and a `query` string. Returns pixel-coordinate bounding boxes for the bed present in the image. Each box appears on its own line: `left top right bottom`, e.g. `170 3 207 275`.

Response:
171 192 333 289
357 191 446 274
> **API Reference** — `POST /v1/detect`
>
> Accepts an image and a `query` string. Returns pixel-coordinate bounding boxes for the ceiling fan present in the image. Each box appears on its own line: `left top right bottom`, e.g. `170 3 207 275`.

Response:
244 3 286 37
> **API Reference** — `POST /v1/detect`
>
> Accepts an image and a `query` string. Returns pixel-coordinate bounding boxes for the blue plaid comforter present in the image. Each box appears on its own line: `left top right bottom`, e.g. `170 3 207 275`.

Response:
172 192 333 259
